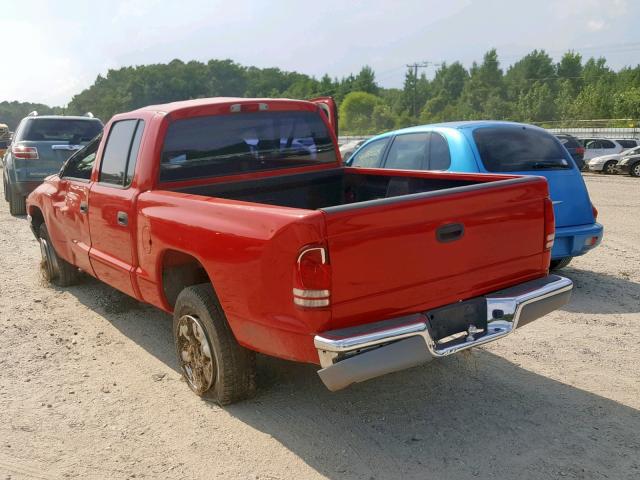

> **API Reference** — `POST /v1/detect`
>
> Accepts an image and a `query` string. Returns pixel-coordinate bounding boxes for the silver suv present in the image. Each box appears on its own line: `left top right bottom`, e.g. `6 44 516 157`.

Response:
2 113 102 214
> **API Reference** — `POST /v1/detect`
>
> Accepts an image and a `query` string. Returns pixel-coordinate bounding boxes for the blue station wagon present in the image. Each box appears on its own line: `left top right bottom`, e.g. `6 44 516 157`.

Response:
346 121 603 269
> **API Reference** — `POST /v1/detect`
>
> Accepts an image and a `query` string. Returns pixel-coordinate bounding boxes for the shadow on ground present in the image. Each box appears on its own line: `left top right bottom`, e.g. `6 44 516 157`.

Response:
61 276 640 480
561 265 640 314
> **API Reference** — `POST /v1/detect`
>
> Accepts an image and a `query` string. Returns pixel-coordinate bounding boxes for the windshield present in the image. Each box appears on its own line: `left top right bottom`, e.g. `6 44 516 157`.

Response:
473 126 572 172
161 110 336 182
622 146 640 156
21 118 103 143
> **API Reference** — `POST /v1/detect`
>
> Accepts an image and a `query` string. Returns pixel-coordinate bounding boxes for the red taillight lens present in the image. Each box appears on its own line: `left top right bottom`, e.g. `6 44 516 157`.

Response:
576 146 585 155
544 198 555 251
592 204 598 220
293 247 331 308
12 145 39 159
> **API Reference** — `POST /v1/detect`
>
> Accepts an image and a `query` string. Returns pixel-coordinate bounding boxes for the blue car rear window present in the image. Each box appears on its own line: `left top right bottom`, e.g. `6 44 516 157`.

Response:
473 127 571 172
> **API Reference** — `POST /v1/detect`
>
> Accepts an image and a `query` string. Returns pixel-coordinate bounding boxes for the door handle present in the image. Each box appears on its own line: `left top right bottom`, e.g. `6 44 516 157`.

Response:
79 201 88 214
436 223 464 243
117 211 128 226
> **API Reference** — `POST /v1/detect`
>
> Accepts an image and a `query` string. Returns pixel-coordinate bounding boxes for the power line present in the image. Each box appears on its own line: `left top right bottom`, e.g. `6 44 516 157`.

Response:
406 62 442 116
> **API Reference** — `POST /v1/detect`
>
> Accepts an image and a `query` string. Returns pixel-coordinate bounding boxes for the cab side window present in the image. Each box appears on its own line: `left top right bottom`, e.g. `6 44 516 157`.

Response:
99 120 145 187
384 133 428 170
61 135 101 181
349 138 389 168
428 133 451 170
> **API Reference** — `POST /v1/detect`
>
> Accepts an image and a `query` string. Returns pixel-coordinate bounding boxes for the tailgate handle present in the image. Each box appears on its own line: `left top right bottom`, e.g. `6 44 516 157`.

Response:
79 201 88 214
436 223 464 243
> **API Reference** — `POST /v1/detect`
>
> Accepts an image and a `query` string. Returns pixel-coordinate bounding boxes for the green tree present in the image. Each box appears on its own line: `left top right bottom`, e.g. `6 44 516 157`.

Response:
339 91 382 134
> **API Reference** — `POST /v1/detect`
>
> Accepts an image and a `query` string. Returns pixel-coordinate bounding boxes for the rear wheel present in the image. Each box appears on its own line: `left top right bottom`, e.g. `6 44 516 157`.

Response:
603 161 617 175
39 224 80 286
550 257 572 270
8 185 26 215
173 284 256 405
630 162 640 177
2 171 9 201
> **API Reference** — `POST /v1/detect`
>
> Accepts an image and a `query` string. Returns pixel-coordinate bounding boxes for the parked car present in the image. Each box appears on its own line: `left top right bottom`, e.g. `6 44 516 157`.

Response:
581 138 625 161
339 139 365 162
0 123 10 157
346 121 603 270
587 145 640 174
555 133 585 170
614 151 640 177
2 112 103 215
26 98 572 403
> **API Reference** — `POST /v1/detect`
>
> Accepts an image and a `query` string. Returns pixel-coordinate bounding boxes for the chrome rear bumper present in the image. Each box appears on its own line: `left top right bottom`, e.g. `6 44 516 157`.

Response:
314 275 573 391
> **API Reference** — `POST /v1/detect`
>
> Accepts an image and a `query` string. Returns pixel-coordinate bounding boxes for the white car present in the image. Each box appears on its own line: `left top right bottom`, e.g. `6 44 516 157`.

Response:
587 145 640 174
339 139 366 162
581 138 626 161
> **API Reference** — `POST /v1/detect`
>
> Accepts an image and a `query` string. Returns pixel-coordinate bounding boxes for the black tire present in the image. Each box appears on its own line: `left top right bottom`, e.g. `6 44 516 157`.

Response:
550 257 572 270
630 161 640 178
173 284 256 405
2 171 9 202
602 160 617 175
39 223 80 286
8 185 26 215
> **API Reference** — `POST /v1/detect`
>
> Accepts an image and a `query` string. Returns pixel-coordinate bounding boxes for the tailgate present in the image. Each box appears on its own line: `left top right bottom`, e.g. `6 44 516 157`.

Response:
321 176 550 329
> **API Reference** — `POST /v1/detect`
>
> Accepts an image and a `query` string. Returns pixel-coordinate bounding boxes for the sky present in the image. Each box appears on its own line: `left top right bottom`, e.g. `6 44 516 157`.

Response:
1 0 639 106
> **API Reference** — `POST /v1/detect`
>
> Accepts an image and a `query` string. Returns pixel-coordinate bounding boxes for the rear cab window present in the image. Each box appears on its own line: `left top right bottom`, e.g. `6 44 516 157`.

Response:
473 126 572 172
160 110 336 182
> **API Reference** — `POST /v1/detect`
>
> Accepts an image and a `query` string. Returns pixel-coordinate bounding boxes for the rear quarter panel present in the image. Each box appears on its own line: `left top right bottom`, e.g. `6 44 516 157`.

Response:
135 191 331 363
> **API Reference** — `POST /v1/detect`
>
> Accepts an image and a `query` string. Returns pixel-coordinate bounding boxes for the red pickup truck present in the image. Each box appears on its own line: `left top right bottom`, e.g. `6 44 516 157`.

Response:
26 97 572 404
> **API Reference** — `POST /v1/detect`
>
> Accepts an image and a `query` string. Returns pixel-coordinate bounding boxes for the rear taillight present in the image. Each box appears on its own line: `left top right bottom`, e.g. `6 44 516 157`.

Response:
544 198 555 251
293 246 330 308
12 145 39 159
576 146 585 155
592 204 598 220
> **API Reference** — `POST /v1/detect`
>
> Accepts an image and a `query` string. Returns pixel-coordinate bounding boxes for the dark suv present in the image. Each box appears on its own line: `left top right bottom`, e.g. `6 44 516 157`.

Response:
555 134 585 170
2 113 103 214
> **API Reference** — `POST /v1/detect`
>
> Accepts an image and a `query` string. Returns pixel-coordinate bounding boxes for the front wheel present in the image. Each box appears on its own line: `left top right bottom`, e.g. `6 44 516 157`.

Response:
550 257 572 270
39 224 81 286
630 162 640 177
173 284 256 405
603 161 617 175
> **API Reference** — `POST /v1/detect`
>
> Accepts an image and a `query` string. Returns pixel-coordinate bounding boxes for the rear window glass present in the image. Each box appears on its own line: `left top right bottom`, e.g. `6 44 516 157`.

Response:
617 139 637 148
161 110 336 182
473 127 571 172
20 119 102 143
557 136 580 148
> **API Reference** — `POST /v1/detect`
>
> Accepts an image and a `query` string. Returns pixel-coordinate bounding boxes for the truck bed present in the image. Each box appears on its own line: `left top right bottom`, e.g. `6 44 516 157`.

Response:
172 167 491 210
169 167 551 333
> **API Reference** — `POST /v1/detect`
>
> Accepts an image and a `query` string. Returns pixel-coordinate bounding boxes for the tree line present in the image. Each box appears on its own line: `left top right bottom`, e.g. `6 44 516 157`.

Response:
1 50 639 134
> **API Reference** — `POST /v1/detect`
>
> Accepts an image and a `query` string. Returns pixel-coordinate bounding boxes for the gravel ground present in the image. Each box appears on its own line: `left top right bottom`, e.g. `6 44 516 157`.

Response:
0 173 639 480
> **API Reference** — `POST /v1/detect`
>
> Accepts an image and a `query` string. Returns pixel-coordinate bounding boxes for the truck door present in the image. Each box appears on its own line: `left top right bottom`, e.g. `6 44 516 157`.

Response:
50 135 101 275
310 97 338 137
88 119 145 298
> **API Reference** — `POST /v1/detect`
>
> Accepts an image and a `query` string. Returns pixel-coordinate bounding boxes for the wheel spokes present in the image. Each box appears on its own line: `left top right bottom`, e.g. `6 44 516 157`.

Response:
176 315 215 394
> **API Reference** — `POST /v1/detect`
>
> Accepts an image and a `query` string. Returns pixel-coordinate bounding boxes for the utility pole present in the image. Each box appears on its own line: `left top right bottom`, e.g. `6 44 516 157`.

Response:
406 61 442 118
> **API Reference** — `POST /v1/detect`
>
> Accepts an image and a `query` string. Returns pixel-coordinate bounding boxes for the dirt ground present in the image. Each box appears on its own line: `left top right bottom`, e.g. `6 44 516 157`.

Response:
0 173 638 480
